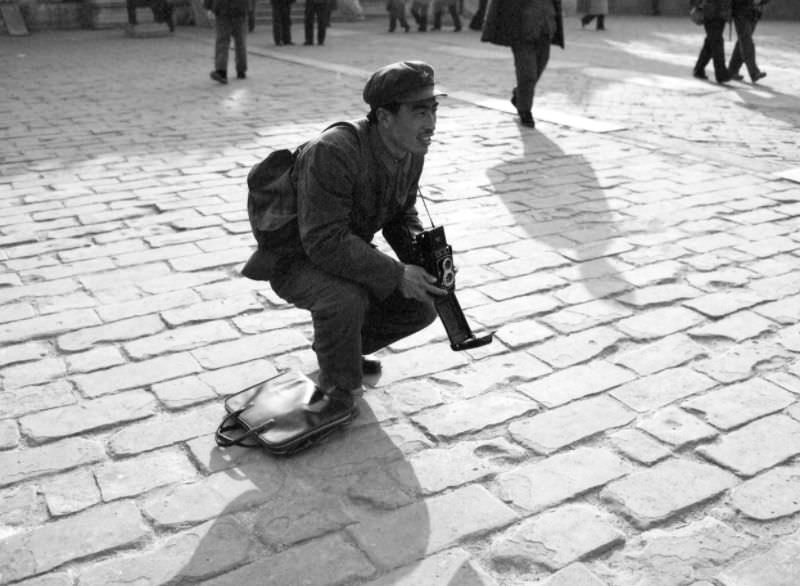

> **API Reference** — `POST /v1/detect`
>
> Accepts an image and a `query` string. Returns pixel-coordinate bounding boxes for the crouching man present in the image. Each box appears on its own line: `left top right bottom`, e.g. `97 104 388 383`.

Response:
243 61 447 419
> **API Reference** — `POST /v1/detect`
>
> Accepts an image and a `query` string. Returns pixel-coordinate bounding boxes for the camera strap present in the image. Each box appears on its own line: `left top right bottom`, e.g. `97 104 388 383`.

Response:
417 187 436 228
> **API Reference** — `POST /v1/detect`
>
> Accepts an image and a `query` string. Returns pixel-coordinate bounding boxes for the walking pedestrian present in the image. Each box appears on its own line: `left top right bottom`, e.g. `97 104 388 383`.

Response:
482 0 565 128
410 0 429 31
271 0 294 45
387 0 411 32
728 0 768 82
304 0 330 45
692 0 732 84
205 0 250 83
431 0 461 31
469 0 488 30
580 0 607 30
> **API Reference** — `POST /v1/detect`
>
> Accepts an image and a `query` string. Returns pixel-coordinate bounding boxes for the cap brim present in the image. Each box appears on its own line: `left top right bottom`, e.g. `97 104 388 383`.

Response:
396 86 448 103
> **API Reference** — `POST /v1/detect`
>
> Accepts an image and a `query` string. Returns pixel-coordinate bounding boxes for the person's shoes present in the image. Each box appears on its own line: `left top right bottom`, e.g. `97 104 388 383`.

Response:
361 357 382 376
404 24 410 32
729 72 744 81
306 386 357 422
237 71 246 79
693 70 708 80
285 41 294 45
210 70 227 84
519 111 535 128
275 41 283 46
454 26 461 32
752 71 766 83
716 73 732 84
303 41 313 45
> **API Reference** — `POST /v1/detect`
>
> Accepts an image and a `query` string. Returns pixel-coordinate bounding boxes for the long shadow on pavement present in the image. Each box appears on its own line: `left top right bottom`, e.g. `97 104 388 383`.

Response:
174 401 432 585
483 125 634 306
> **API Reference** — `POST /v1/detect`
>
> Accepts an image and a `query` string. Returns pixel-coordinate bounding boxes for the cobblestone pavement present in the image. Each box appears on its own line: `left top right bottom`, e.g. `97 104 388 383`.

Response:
2 14 800 586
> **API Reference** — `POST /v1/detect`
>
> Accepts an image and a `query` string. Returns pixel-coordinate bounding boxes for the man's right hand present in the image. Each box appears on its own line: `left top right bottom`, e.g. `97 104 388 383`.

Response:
398 264 447 302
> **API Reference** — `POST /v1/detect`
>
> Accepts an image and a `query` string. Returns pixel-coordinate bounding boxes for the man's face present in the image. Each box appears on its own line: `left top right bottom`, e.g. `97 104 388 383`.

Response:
379 98 438 156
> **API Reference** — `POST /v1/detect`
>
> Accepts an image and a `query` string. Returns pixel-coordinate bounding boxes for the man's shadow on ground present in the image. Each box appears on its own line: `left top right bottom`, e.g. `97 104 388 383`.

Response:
476 123 637 305
170 400 434 585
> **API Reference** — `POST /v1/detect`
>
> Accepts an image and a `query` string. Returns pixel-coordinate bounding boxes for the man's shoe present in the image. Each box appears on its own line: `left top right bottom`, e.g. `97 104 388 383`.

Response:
519 111 535 128
361 357 382 376
303 41 313 45
210 70 227 84
693 70 708 80
237 72 246 79
729 72 744 81
752 71 766 83
285 41 294 45
716 74 732 84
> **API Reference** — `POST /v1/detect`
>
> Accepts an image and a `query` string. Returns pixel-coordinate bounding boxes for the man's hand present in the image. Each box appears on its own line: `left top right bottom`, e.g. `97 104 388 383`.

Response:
398 264 448 302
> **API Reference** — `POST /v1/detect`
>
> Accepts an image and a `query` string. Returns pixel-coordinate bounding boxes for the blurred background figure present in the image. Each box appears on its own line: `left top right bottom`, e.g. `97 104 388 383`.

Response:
728 0 769 82
469 0 488 30
692 0 732 83
304 0 331 44
338 0 365 20
482 0 564 128
411 0 429 30
271 0 294 45
432 0 461 31
580 0 608 30
205 0 250 83
387 0 411 32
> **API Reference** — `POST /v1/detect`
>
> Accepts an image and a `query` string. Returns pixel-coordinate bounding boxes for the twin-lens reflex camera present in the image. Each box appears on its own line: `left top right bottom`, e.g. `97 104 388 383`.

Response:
414 226 494 351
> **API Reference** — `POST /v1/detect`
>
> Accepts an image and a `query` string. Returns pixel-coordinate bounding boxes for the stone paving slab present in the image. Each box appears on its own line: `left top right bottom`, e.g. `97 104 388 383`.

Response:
1 15 800 586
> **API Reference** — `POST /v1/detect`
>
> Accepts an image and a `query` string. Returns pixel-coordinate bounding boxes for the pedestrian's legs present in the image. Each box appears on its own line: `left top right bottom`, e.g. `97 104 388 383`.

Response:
280 1 292 43
694 34 712 77
449 4 461 31
581 14 595 27
511 42 538 125
730 13 759 80
317 3 329 44
432 9 441 29
706 18 729 82
126 0 137 25
231 14 247 77
399 7 410 31
214 16 232 76
596 14 605 30
304 2 315 44
389 11 397 31
272 2 282 43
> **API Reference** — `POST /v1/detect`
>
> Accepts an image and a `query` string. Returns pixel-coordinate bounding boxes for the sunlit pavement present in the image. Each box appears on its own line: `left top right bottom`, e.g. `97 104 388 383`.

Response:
2 14 800 586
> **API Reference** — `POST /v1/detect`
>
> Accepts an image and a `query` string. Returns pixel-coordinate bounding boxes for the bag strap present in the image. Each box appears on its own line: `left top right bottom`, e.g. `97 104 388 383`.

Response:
215 409 275 448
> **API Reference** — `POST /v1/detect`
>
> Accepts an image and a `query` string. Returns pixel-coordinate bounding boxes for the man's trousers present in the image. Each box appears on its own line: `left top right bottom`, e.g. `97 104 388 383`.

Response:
270 259 437 390
511 39 551 115
214 14 248 75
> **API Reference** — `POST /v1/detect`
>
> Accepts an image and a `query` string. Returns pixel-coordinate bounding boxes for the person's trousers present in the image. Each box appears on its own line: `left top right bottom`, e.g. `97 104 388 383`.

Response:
729 12 760 79
411 4 428 30
305 3 329 44
388 5 409 31
694 18 727 81
214 14 247 75
581 14 605 30
433 4 461 30
511 39 551 114
270 259 437 390
271 0 292 44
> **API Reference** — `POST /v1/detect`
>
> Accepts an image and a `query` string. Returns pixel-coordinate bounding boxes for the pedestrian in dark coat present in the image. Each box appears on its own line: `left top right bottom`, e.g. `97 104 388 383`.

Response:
728 0 768 82
304 0 331 45
580 0 607 30
205 0 250 83
482 0 564 128
387 0 410 32
692 0 732 83
271 0 294 45
432 0 461 31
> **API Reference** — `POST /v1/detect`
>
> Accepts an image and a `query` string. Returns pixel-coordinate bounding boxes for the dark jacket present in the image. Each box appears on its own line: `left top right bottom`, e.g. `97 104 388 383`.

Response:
243 119 425 300
700 0 732 21
204 0 250 17
482 0 565 49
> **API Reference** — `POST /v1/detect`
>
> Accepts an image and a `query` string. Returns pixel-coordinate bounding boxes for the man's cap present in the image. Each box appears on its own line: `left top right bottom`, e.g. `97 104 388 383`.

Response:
362 61 446 109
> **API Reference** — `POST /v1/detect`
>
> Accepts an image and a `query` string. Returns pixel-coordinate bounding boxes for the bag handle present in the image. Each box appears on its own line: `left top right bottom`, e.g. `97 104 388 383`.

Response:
215 409 275 448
